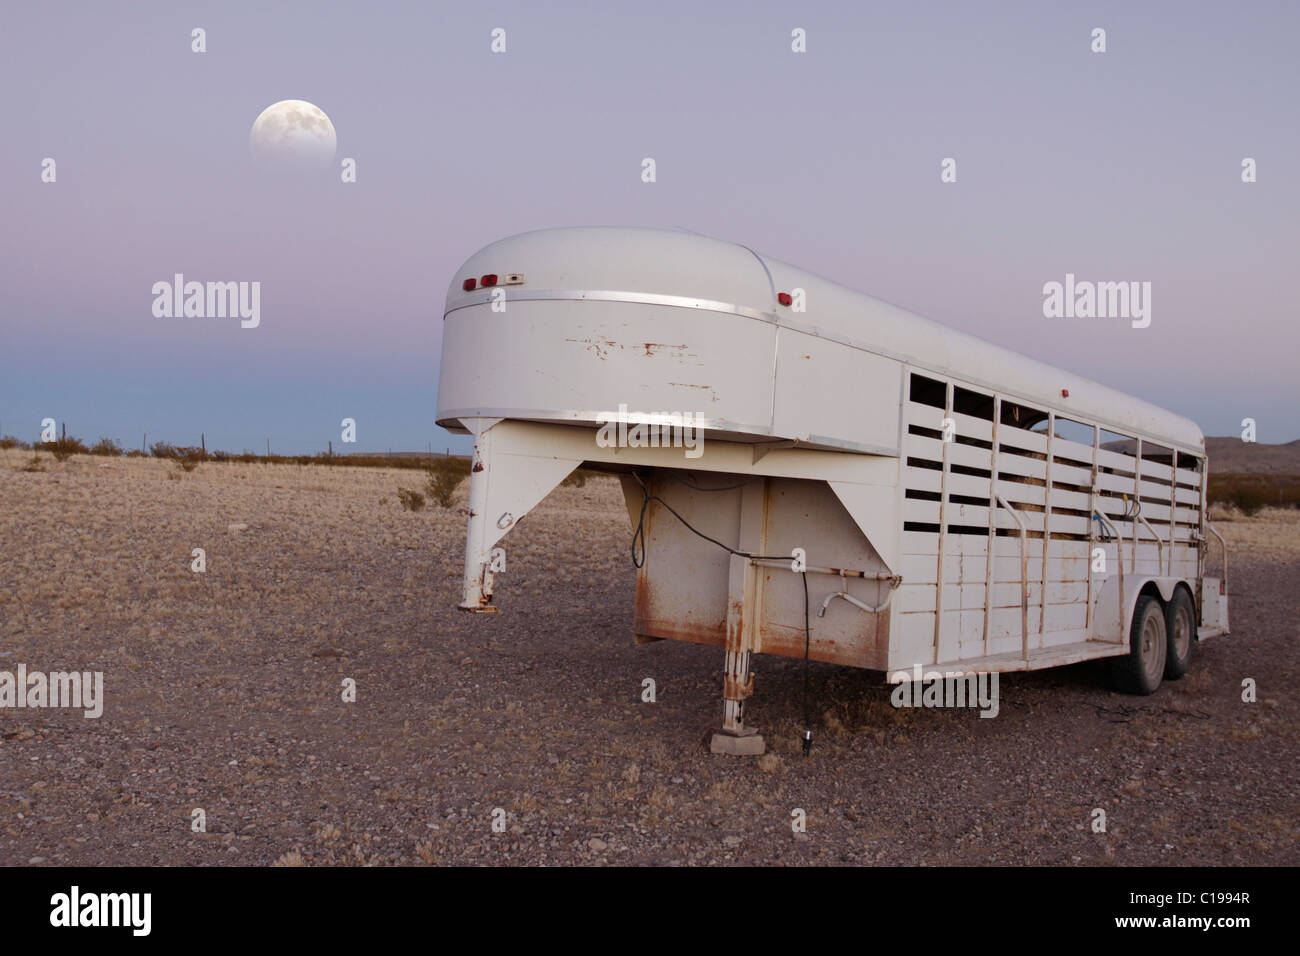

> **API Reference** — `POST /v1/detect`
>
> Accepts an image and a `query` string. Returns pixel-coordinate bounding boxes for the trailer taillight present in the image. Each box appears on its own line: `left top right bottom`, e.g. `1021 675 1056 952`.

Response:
777 292 793 306
462 278 477 292
481 274 499 287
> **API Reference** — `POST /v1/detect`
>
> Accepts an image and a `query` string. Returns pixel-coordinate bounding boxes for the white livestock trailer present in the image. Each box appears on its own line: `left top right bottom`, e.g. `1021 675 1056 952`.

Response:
436 226 1229 753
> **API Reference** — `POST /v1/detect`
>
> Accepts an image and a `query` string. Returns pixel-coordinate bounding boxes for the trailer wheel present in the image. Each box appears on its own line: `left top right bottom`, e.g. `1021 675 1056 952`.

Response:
1164 587 1195 680
1108 595 1167 695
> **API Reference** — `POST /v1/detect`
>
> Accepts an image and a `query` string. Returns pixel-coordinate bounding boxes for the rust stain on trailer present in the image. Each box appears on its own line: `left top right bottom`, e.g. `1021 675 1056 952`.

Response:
637 620 725 647
722 673 754 700
633 572 652 626
725 597 745 649
635 575 726 646
562 338 698 361
564 336 623 360
756 609 890 670
668 382 719 403
642 342 689 356
460 585 499 614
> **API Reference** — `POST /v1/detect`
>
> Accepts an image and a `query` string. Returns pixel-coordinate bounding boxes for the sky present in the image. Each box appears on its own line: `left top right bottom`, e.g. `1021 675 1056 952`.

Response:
1 0 1296 454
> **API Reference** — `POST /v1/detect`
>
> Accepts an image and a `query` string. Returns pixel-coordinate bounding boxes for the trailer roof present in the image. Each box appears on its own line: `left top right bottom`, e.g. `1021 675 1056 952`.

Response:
447 226 1205 454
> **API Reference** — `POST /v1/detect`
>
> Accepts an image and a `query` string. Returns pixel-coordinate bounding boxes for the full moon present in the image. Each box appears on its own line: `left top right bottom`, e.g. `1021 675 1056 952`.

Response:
249 99 337 169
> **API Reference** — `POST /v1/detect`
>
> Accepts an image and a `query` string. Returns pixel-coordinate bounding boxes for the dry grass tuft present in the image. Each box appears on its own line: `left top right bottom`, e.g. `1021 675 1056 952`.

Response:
757 753 782 774
396 488 426 511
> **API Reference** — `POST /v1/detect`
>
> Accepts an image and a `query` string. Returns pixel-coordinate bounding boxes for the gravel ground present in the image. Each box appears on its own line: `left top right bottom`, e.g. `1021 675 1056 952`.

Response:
0 449 1295 866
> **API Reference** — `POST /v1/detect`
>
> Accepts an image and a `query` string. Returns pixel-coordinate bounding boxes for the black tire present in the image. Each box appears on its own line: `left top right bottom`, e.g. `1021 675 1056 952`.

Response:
1107 595 1167 695
1164 587 1195 680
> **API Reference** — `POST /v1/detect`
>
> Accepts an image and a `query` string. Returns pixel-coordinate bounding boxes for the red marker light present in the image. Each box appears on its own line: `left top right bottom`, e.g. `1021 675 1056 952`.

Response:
462 278 477 292
1061 388 1069 397
481 274 498 287
777 292 793 306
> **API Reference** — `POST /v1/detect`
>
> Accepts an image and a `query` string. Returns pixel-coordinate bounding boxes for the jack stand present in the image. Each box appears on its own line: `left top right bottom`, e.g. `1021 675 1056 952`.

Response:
709 484 769 756
709 648 765 755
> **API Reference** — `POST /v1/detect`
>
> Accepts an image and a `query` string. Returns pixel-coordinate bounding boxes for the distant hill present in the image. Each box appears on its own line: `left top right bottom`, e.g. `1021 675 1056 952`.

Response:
1204 437 1300 475
1094 437 1300 474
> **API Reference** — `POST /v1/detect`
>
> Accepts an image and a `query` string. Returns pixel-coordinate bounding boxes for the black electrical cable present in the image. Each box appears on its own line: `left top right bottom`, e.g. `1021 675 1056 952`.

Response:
801 570 813 757
666 471 766 493
631 485 651 568
631 471 791 567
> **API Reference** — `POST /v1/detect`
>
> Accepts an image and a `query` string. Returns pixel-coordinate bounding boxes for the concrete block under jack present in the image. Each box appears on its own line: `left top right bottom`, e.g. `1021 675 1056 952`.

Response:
709 729 766 756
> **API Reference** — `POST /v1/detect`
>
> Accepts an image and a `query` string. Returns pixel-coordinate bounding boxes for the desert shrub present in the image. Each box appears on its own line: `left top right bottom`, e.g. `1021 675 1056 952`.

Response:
562 469 589 489
150 442 207 470
1207 473 1300 512
43 436 89 461
0 435 28 450
424 457 471 507
1232 486 1267 517
396 488 426 511
21 453 43 472
89 437 123 456
175 447 206 472
125 449 146 458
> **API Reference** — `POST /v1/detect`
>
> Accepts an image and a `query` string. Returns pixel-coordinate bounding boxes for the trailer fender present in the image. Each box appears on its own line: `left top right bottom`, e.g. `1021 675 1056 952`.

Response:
1090 575 1188 643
